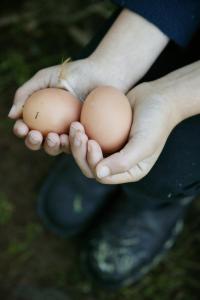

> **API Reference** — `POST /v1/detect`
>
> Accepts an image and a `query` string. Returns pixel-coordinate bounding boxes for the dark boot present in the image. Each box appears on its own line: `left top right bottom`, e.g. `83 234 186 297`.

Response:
38 156 116 237
82 193 194 288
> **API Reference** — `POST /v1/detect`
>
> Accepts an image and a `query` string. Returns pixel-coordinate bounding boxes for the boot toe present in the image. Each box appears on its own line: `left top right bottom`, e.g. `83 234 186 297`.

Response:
84 237 145 287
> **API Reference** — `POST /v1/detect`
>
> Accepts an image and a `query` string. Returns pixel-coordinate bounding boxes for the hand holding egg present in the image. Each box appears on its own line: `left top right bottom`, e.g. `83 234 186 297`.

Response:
21 86 132 155
80 86 132 154
73 82 177 185
23 88 82 136
9 59 98 155
9 59 132 158
69 86 133 179
9 65 73 155
11 73 170 185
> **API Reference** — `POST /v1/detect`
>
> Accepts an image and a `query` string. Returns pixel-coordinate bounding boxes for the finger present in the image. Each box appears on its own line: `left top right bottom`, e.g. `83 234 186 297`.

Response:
44 132 61 156
70 130 94 178
60 134 71 154
98 171 133 185
98 146 163 184
69 121 94 177
95 137 146 179
87 140 103 174
13 119 29 138
25 130 43 151
8 66 60 119
69 121 85 137
95 107 169 180
95 85 172 181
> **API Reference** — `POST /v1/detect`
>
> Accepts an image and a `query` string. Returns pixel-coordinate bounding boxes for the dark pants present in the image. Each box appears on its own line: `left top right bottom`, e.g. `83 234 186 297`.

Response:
74 9 200 207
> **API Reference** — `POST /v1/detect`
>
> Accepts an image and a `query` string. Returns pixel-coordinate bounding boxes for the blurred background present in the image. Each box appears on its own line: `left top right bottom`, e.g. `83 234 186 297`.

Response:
0 0 200 299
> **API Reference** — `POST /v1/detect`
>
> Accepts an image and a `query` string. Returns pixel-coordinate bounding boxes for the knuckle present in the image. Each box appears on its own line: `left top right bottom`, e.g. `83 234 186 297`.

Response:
130 161 151 182
136 161 147 174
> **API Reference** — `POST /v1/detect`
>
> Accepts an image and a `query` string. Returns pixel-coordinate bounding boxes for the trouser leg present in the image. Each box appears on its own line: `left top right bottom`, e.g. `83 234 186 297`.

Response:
73 8 200 206
122 115 200 207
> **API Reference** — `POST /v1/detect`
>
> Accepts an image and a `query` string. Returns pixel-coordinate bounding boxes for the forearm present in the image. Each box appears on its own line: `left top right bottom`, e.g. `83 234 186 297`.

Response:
151 60 200 122
89 9 169 92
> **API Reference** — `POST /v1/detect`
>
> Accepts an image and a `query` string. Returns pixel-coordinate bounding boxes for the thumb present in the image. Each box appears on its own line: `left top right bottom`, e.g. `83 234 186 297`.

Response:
95 106 170 179
8 65 60 119
96 132 162 179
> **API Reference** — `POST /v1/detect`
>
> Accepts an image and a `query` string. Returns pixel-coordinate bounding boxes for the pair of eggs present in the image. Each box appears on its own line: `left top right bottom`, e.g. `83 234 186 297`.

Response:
23 86 132 153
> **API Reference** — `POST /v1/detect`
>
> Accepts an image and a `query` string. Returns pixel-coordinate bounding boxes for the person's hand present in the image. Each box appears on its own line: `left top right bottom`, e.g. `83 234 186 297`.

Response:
8 58 101 155
8 8 168 156
69 81 180 183
70 60 200 184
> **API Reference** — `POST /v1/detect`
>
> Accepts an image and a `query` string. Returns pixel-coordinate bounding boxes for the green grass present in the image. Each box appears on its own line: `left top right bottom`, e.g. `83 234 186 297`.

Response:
0 193 14 225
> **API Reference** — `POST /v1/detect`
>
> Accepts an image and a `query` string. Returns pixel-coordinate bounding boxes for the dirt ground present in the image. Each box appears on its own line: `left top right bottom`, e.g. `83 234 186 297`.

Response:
0 0 200 299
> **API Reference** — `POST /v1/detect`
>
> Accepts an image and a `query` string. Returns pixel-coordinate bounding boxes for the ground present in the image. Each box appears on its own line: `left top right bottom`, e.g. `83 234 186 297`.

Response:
0 0 200 299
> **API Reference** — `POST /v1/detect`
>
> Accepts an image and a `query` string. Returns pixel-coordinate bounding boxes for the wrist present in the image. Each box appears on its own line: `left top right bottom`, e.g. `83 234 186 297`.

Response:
58 57 101 101
151 61 200 123
145 80 183 129
89 9 169 92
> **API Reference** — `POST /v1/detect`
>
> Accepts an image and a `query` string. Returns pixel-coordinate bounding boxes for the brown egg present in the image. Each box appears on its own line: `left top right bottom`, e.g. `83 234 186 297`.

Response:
23 88 81 135
80 86 132 154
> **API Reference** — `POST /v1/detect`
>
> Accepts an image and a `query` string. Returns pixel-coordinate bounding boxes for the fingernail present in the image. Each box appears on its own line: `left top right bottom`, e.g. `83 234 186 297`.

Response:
70 126 77 137
8 105 17 118
97 166 110 178
30 136 39 145
74 136 81 147
47 138 56 147
18 126 27 136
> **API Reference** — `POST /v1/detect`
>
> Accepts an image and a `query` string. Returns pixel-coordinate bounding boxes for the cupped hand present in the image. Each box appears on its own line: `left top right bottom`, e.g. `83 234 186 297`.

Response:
8 58 97 155
8 7 169 156
69 82 180 184
8 6 169 157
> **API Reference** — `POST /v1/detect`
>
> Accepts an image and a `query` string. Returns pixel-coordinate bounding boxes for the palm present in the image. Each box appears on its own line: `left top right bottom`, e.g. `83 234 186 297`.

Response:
69 82 179 184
